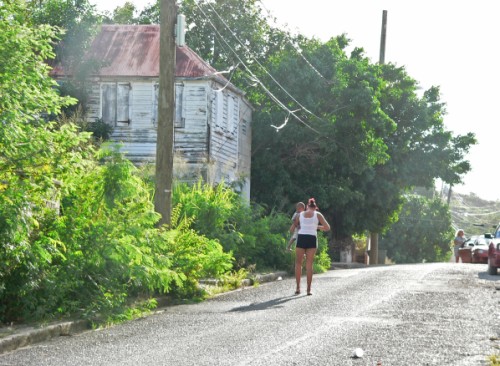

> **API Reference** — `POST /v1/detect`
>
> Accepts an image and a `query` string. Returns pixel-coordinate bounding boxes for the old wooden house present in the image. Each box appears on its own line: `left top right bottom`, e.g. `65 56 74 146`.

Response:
52 25 252 200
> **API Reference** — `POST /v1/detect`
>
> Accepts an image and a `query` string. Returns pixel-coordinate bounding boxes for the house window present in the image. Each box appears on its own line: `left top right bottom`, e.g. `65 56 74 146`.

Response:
175 84 185 128
153 83 185 128
101 82 131 125
214 91 239 137
241 119 248 136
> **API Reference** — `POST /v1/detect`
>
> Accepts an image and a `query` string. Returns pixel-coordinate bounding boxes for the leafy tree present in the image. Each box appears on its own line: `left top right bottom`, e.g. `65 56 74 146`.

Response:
379 195 454 263
136 0 159 24
28 0 103 116
28 0 101 72
250 32 476 258
108 1 139 24
0 0 227 323
0 0 84 321
251 37 394 237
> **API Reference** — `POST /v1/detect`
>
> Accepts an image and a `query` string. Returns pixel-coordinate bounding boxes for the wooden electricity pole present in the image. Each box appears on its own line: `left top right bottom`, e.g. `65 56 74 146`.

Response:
154 0 176 227
379 10 388 64
369 10 388 265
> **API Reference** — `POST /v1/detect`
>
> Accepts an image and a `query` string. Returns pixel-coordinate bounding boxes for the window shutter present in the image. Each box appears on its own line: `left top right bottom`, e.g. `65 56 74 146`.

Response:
116 83 130 123
153 83 159 126
102 84 117 124
175 84 185 128
215 91 224 131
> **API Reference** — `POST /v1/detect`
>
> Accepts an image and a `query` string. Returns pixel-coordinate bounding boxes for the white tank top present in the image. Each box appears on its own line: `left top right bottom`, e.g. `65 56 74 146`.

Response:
298 211 319 236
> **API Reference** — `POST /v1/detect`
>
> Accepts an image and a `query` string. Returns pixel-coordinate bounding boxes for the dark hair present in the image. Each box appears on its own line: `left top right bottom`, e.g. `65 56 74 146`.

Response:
307 198 317 208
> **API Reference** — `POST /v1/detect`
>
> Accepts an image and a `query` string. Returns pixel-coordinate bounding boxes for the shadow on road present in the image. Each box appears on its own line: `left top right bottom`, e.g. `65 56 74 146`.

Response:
229 295 302 312
478 271 500 282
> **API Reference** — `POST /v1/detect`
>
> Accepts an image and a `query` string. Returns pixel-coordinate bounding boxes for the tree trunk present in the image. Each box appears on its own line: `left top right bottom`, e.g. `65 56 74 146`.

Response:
369 232 379 265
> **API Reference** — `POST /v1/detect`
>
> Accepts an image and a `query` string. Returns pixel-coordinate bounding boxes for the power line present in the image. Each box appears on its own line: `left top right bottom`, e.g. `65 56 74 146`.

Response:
192 0 321 134
258 0 332 86
203 0 326 124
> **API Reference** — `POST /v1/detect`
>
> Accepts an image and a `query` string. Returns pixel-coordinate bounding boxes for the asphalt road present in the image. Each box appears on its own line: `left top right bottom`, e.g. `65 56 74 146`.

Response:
1 263 499 366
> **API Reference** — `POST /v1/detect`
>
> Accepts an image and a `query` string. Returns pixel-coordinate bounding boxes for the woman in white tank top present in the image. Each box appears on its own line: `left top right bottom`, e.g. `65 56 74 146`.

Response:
291 198 330 296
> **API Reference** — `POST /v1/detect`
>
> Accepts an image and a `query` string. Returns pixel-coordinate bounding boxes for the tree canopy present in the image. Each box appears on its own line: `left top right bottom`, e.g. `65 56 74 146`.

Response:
19 0 476 250
97 0 477 243
379 195 454 263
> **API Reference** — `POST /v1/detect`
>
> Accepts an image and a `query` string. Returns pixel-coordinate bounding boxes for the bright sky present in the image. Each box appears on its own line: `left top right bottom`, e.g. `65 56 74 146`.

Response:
90 0 500 201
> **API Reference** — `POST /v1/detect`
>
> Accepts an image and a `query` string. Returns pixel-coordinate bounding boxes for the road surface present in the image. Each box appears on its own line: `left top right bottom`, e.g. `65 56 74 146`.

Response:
1 263 499 365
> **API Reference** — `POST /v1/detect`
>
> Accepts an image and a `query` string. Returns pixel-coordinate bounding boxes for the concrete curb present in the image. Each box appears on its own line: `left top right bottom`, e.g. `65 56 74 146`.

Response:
0 320 90 355
241 271 289 286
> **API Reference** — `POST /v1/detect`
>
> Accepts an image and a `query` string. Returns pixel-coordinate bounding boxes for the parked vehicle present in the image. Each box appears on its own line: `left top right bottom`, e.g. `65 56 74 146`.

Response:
487 225 500 274
471 236 491 264
459 236 478 263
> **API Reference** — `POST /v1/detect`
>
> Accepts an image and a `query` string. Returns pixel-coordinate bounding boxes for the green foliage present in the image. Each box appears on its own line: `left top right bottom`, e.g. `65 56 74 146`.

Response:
107 1 140 25
379 195 454 263
178 0 274 71
0 144 239 323
314 235 332 273
28 0 101 72
0 5 240 319
173 181 302 271
28 0 104 117
249 32 475 245
489 353 500 366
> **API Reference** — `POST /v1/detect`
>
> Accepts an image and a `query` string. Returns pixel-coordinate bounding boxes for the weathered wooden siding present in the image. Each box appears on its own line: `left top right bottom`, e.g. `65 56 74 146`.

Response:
172 82 209 182
83 77 251 200
209 89 239 185
175 83 208 163
238 102 252 201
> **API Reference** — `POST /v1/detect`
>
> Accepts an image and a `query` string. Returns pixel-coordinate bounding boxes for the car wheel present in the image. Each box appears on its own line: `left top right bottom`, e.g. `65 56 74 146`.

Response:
488 258 498 275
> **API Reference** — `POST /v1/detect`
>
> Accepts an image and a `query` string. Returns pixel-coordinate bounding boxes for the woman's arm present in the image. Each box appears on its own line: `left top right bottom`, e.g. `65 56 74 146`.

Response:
290 215 300 233
317 213 330 232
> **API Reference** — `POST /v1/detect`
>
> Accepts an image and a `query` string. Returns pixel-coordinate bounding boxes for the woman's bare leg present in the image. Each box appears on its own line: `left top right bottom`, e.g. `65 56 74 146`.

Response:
305 248 317 294
295 248 306 293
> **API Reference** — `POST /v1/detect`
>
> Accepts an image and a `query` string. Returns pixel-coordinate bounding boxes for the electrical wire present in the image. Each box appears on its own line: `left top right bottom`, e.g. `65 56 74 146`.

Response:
192 0 321 134
203 0 326 123
258 0 332 86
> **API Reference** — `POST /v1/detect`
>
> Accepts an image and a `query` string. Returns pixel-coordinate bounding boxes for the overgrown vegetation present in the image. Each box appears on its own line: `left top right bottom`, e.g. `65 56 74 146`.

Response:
379 195 454 263
1 0 481 326
489 353 500 366
2 0 315 325
1 136 316 324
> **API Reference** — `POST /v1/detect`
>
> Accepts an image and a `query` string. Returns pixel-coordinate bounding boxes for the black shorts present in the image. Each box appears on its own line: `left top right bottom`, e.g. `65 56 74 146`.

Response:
296 234 317 249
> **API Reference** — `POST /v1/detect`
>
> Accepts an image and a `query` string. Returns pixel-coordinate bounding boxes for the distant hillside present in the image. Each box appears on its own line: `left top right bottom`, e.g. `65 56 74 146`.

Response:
448 191 500 237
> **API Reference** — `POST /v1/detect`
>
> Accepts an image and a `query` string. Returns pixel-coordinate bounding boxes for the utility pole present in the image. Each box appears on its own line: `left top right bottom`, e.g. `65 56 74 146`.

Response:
379 10 388 64
369 10 388 266
154 0 176 227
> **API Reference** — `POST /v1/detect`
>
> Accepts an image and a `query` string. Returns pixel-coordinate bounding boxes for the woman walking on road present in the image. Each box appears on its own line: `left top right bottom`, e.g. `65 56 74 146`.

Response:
291 198 330 296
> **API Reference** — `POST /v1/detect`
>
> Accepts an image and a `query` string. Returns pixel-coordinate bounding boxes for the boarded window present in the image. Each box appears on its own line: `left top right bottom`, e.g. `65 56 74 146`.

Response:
101 83 130 125
175 84 185 128
214 90 224 133
153 83 184 128
241 119 248 136
214 91 239 137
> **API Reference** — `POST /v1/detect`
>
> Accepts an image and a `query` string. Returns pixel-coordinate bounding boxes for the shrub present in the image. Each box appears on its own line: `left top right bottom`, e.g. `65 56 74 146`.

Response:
173 180 330 272
0 146 235 323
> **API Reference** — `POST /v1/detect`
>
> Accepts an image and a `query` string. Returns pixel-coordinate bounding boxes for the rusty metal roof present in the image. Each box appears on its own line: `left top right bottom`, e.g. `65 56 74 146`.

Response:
52 25 219 78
